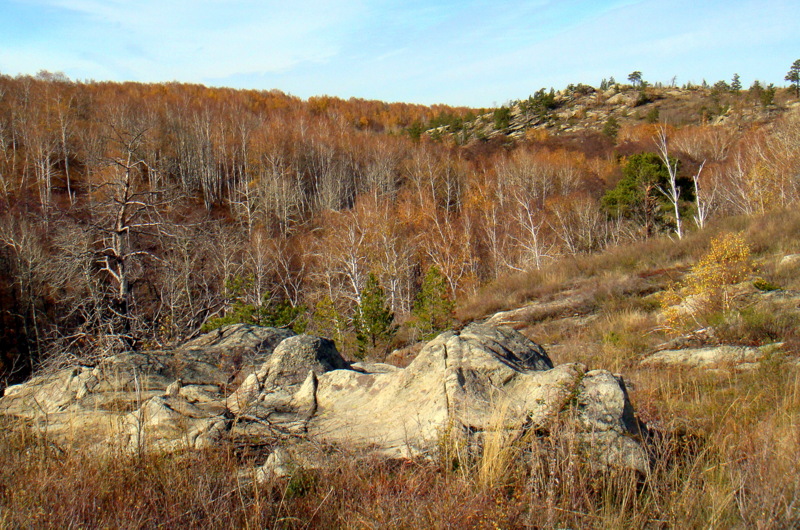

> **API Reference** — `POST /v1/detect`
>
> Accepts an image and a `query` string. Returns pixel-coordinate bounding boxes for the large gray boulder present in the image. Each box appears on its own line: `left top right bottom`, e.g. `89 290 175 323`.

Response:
307 324 646 472
226 335 347 439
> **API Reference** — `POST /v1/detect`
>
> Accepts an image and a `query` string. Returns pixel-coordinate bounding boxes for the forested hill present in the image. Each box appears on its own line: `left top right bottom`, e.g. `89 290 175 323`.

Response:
0 72 798 385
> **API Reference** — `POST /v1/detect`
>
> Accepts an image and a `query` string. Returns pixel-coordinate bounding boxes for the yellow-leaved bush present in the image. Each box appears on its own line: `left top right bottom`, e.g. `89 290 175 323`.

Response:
661 232 753 331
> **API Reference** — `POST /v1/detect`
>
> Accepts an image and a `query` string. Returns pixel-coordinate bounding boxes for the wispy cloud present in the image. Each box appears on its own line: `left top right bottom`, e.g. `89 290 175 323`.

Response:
5 0 366 81
1 0 798 105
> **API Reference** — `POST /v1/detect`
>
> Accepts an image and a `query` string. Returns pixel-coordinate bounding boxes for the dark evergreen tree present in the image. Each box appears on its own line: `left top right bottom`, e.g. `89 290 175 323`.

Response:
201 276 307 333
786 59 800 98
493 106 512 130
731 73 742 93
602 116 620 141
713 80 730 92
645 107 660 124
749 80 763 102
411 265 454 340
762 84 777 107
353 273 397 358
602 153 692 237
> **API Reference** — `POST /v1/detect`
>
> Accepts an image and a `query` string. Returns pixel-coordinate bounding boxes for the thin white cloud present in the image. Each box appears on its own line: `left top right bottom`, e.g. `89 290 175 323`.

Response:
14 0 366 81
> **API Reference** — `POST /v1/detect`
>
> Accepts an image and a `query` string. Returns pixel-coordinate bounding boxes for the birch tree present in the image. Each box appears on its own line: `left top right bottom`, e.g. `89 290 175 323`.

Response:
655 126 684 239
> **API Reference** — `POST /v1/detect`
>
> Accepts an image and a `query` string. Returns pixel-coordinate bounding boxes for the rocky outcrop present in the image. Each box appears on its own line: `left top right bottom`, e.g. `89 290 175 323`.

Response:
0 324 294 451
424 86 781 143
642 343 785 370
641 284 800 371
778 254 800 270
309 325 646 472
0 323 648 473
485 289 594 327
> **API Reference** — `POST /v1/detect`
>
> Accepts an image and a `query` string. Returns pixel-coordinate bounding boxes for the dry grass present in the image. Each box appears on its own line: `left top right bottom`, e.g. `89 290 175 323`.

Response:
451 208 800 527
476 398 522 492
3 364 799 529
631 361 800 528
459 208 800 325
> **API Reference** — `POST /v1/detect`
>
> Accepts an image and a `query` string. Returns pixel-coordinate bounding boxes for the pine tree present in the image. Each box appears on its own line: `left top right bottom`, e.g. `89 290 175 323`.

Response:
201 276 307 333
601 153 693 238
786 59 800 98
262 295 307 333
731 73 742 93
761 84 776 107
412 266 454 340
353 273 397 358
602 116 620 141
628 71 643 87
311 295 343 345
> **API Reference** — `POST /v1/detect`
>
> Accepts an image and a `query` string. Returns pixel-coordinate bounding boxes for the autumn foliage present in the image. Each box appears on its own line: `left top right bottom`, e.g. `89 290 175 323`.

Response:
661 232 753 331
0 72 798 380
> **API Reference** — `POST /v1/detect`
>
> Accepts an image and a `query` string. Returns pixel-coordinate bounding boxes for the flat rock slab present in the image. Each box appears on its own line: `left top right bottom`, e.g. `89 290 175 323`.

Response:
642 344 784 369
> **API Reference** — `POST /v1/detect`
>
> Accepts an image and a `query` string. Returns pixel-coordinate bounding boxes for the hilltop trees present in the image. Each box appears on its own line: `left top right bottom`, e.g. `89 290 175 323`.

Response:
731 73 742 93
493 106 512 130
786 59 800 98
519 89 558 121
628 71 643 87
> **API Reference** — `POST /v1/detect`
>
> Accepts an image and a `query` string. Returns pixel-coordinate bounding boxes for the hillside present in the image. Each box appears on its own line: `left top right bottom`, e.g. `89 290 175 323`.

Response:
1 74 798 381
1 73 800 527
425 83 791 142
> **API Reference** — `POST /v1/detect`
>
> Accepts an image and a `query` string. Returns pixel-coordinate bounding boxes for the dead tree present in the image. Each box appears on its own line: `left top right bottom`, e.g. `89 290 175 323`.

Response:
86 111 177 351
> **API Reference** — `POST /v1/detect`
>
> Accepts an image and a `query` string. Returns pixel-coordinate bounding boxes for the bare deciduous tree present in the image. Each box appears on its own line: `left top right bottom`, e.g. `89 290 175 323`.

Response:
691 161 713 229
0 217 48 367
655 125 684 239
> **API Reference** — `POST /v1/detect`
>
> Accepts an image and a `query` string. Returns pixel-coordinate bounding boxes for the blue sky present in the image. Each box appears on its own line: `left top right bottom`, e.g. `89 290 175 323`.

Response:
1 0 798 106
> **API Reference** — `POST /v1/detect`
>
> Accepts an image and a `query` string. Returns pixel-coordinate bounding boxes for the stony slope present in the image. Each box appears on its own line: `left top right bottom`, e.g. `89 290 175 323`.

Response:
427 85 790 142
